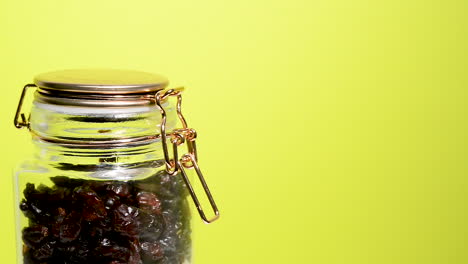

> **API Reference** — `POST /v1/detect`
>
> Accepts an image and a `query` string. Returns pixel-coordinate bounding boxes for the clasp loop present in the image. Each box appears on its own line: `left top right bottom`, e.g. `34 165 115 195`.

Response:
178 153 220 223
155 89 180 175
14 84 37 129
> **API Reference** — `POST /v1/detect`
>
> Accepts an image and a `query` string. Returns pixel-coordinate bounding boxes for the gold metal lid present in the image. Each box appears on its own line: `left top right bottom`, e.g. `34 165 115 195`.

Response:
34 69 169 94
30 69 170 107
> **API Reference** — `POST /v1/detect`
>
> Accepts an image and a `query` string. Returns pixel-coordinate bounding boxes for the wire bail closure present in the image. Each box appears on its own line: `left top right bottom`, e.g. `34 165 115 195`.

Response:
155 88 220 224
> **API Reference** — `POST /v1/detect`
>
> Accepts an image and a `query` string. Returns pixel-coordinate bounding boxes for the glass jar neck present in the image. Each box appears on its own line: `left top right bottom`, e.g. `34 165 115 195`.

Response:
28 100 177 180
29 100 177 143
32 139 165 180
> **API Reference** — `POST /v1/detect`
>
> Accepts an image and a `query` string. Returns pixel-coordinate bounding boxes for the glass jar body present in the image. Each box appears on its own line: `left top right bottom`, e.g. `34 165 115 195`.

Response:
14 101 192 264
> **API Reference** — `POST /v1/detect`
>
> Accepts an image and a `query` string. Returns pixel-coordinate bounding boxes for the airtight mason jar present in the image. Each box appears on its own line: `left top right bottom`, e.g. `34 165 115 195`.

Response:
12 69 220 264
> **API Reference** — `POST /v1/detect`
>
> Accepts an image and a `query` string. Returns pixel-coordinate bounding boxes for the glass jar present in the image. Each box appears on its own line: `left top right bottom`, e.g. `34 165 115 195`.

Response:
12 69 220 264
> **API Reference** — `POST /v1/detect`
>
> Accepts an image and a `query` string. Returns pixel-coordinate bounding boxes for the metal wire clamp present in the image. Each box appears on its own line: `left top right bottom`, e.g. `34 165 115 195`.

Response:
14 84 37 129
155 88 220 224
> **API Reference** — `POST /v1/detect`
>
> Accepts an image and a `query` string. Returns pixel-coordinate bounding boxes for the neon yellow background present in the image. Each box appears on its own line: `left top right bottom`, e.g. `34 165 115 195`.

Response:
1 0 468 263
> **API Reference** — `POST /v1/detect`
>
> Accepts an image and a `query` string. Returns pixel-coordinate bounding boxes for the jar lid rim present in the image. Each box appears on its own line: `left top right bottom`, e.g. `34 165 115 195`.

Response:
34 69 169 95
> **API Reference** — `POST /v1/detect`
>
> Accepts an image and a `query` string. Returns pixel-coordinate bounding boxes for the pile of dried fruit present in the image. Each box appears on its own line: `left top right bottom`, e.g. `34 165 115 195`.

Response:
19 171 191 264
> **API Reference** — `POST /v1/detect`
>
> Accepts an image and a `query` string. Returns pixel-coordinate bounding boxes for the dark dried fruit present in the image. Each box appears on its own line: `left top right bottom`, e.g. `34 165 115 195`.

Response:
105 194 121 210
137 192 162 214
59 211 82 243
20 200 29 211
113 204 140 236
98 238 130 260
74 186 107 221
128 239 142 264
138 211 164 241
32 242 54 260
20 174 191 263
106 182 131 197
22 225 49 249
141 241 163 261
